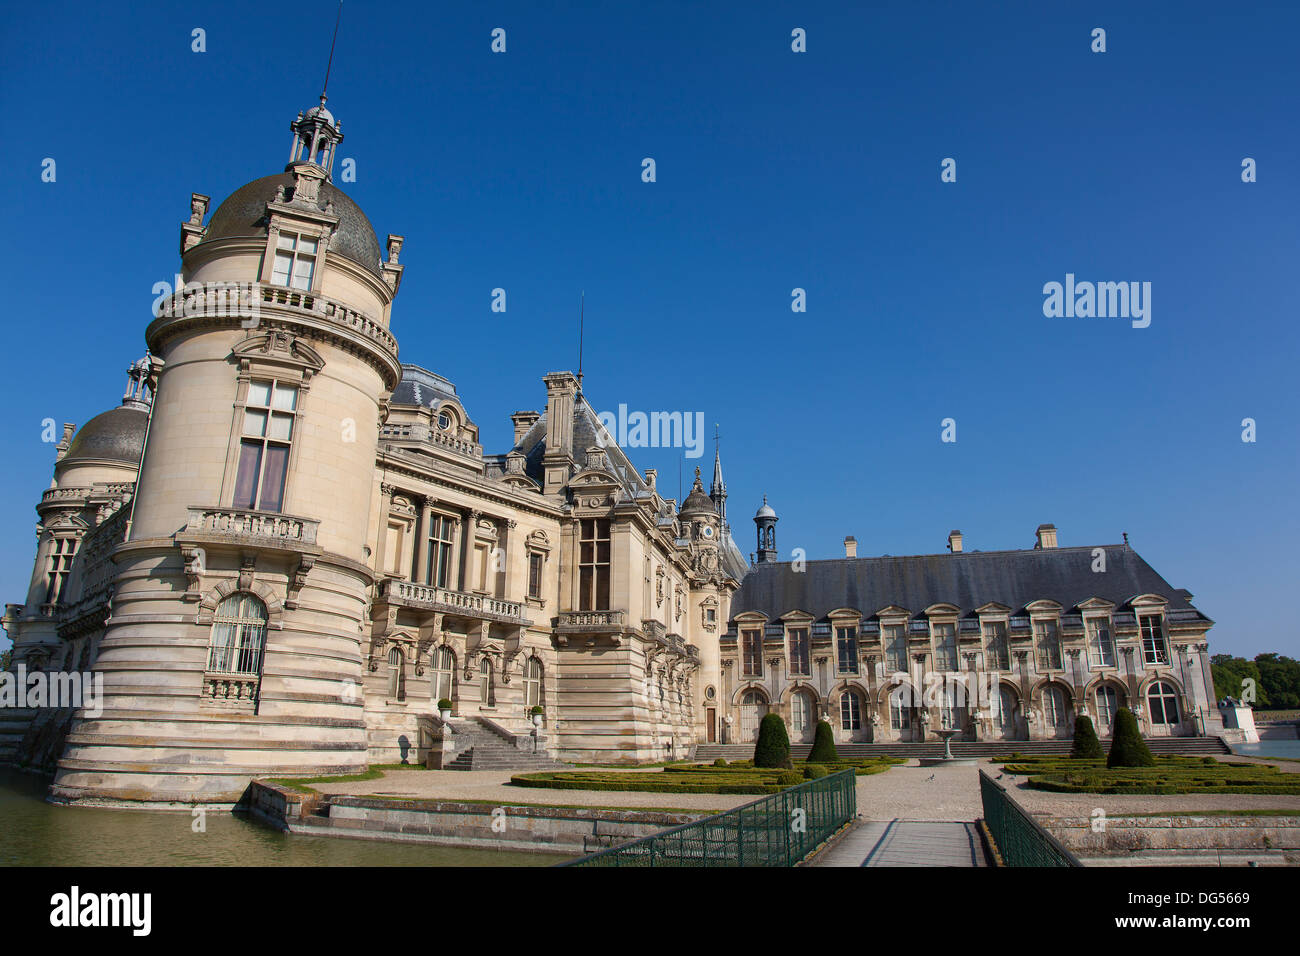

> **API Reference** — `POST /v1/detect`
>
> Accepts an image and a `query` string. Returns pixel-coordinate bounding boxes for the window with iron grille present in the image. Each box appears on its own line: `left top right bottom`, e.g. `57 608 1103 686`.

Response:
578 519 610 610
207 592 268 676
788 627 810 676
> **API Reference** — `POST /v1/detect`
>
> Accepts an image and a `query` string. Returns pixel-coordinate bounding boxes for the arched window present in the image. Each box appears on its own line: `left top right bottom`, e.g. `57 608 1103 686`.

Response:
1042 685 1068 729
739 690 767 742
1147 681 1180 725
1095 684 1120 731
523 657 542 709
208 592 268 675
840 690 862 731
431 646 455 703
479 658 495 707
889 687 912 730
791 690 811 736
387 646 405 700
997 686 1018 734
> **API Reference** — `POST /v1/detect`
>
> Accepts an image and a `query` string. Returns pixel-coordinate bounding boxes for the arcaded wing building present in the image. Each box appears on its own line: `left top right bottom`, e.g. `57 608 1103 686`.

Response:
0 98 1220 805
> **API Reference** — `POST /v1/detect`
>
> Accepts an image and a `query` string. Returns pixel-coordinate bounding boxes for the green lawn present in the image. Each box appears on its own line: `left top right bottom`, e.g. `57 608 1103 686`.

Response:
991 754 1300 795
512 759 899 795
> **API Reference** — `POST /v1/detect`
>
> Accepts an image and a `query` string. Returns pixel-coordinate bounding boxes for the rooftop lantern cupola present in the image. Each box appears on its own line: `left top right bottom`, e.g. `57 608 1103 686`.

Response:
754 496 779 564
288 95 343 179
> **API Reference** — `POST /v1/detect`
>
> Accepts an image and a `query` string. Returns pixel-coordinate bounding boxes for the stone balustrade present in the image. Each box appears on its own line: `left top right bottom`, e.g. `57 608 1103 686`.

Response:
153 284 398 358
556 609 627 629
381 579 525 622
184 507 321 547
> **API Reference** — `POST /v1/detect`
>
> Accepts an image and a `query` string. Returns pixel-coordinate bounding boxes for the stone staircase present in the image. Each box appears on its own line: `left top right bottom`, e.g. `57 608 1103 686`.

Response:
442 718 568 772
691 736 1231 762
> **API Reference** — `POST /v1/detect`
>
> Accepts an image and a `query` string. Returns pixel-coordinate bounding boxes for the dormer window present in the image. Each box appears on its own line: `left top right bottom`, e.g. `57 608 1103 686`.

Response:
271 232 317 291
1140 614 1169 665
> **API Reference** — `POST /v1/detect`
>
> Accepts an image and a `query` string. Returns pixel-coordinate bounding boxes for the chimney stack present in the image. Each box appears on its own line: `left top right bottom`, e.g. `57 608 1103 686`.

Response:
1035 523 1058 550
947 530 963 553
844 536 857 558
510 410 541 446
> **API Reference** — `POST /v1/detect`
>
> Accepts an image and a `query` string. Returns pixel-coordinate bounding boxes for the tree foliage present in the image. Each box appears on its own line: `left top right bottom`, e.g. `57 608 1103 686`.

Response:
1212 653 1300 710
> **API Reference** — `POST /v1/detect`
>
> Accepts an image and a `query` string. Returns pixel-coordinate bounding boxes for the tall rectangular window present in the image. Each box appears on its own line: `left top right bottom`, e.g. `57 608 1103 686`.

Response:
1034 619 1062 670
234 379 297 512
933 622 957 671
742 630 763 677
426 515 456 588
884 624 907 673
984 621 1009 670
44 537 78 606
788 628 810 676
836 626 859 674
1140 615 1168 665
527 552 543 599
578 519 610 611
271 233 317 291
1088 617 1116 667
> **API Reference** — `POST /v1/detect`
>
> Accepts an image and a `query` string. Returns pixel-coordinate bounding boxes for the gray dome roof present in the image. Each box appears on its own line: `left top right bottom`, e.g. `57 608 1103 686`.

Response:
62 404 149 466
755 497 777 519
203 172 383 278
681 486 715 516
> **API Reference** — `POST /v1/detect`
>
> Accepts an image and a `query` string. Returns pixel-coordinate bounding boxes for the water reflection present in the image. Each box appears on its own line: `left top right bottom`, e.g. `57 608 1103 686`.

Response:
0 770 553 867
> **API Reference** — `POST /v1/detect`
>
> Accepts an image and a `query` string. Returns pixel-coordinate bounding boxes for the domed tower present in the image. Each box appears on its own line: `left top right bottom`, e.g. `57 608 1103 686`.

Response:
49 95 406 806
754 497 778 564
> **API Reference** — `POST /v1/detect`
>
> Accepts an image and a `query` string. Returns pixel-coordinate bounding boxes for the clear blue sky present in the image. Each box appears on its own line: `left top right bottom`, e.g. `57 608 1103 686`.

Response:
1 1 1295 658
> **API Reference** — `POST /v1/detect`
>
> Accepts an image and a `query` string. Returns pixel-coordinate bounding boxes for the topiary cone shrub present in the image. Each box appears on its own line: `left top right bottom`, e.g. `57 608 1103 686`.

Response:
753 712 793 769
1106 708 1155 768
1070 714 1104 759
807 719 839 764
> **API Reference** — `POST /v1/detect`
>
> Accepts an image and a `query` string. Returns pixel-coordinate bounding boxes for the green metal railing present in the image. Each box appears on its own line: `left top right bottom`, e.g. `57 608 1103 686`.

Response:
979 770 1081 867
563 769 857 867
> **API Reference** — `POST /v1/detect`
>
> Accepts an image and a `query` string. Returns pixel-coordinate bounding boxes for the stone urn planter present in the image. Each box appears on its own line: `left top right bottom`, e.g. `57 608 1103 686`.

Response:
529 706 544 728
438 699 453 722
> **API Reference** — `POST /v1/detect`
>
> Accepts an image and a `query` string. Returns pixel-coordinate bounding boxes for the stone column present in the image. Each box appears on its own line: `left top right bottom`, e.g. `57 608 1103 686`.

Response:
416 497 433 584
458 509 480 592
375 483 395 578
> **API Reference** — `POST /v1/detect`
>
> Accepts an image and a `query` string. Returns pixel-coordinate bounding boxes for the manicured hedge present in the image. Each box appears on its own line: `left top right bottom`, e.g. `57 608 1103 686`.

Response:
807 721 840 764
754 713 793 768
999 753 1300 795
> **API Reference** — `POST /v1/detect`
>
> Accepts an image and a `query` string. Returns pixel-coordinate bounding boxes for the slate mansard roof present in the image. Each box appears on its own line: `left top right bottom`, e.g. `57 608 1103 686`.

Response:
391 364 461 409
730 545 1211 625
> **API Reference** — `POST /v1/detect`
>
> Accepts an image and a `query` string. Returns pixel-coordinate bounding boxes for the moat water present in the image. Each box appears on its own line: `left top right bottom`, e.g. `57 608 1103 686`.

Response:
0 770 553 867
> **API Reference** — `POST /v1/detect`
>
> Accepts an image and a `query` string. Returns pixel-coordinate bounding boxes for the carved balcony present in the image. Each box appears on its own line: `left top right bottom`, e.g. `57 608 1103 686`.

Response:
377 578 528 626
554 609 633 645
178 506 322 555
